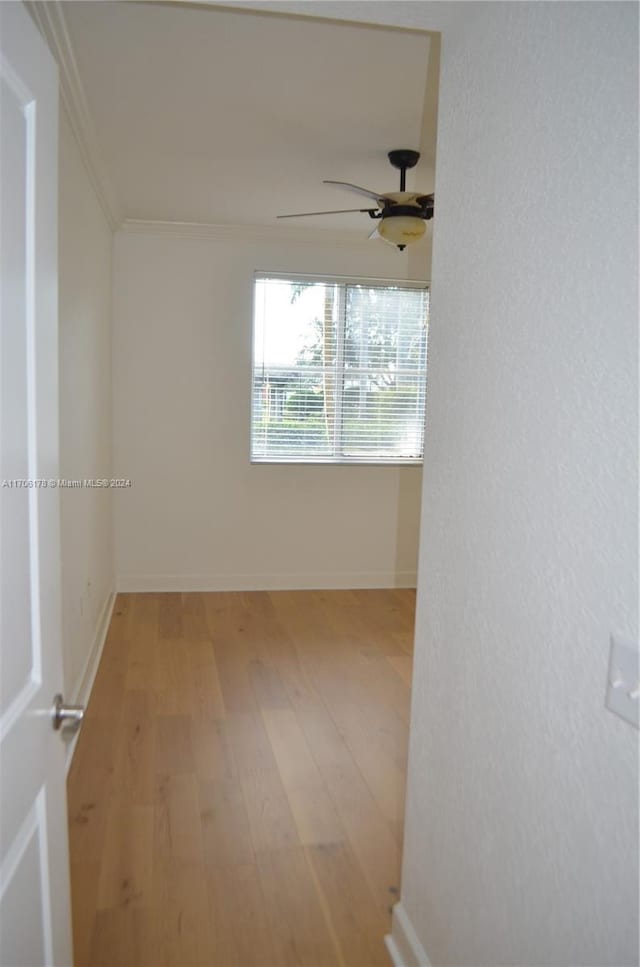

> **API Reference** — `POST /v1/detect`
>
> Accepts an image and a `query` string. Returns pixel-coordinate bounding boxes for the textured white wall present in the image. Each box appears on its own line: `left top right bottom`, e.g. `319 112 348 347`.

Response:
58 110 114 700
404 3 639 965
112 229 426 590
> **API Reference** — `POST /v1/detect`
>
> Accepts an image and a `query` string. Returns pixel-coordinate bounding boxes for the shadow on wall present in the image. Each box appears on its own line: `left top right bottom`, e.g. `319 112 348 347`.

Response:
395 467 423 585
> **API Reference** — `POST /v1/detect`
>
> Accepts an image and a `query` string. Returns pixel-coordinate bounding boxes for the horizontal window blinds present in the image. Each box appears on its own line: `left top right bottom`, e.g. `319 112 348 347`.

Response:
251 275 429 464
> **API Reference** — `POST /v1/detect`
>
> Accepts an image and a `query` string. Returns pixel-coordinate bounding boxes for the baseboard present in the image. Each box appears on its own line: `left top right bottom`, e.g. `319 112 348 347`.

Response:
64 589 116 773
385 934 406 967
385 903 431 967
116 571 417 593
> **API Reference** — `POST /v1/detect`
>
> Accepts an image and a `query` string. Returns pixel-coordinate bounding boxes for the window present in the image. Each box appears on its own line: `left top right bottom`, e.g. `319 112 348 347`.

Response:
251 273 429 464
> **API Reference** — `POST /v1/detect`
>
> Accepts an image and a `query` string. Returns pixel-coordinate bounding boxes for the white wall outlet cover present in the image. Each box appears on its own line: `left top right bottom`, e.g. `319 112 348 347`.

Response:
606 635 640 729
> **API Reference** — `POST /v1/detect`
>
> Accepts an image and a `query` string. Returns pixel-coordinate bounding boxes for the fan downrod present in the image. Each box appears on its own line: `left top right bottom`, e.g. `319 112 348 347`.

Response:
388 149 420 192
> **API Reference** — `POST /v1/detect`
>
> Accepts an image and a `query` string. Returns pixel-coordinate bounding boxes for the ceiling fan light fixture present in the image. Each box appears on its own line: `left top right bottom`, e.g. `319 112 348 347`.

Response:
378 212 427 248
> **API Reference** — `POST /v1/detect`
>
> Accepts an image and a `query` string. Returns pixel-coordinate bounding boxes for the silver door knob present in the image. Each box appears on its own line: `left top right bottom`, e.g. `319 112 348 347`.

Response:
52 693 85 732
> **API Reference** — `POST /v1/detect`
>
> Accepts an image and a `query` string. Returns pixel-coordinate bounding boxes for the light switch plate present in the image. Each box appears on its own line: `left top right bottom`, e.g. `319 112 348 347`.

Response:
606 635 640 729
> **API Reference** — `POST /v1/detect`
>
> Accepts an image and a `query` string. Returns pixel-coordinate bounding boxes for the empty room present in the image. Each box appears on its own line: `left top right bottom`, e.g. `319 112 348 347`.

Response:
1 2 638 967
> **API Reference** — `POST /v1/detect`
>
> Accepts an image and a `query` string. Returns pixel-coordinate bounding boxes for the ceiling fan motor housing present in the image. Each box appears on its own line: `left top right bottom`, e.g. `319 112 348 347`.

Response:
382 204 428 218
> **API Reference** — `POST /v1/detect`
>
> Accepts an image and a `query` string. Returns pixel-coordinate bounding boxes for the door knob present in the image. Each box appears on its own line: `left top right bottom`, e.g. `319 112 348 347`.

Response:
52 693 85 733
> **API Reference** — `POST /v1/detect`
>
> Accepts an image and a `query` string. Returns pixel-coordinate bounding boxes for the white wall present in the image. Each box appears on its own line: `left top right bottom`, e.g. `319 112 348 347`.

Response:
242 2 638 965
404 4 639 966
58 110 114 702
112 227 426 591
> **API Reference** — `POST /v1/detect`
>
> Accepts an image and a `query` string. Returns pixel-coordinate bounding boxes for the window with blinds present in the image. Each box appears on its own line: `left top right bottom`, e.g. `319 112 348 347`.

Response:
251 273 429 464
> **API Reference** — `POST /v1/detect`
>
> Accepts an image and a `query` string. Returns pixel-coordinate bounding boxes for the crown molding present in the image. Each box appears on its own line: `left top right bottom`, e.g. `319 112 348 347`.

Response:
120 217 431 251
26 0 123 230
120 218 370 247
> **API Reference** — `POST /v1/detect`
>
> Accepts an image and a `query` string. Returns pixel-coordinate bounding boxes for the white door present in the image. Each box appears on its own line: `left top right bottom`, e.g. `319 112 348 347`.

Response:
0 4 73 965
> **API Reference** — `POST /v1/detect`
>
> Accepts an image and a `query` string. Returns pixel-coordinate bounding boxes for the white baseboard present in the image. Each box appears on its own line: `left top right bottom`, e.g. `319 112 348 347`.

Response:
385 903 431 967
116 570 417 593
64 589 116 773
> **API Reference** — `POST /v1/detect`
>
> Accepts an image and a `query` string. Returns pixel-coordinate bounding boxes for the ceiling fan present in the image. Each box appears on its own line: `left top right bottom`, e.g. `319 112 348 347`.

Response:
278 149 434 251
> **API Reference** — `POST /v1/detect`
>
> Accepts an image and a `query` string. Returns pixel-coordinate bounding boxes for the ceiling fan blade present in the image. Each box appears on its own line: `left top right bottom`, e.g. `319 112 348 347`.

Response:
416 193 434 206
277 208 377 219
323 180 386 203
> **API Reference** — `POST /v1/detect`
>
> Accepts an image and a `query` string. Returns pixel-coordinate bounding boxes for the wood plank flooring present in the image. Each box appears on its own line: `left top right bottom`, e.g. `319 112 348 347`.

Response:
67 589 415 967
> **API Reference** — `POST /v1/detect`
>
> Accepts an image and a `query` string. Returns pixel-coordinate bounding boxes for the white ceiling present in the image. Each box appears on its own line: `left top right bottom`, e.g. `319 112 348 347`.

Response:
61 2 434 234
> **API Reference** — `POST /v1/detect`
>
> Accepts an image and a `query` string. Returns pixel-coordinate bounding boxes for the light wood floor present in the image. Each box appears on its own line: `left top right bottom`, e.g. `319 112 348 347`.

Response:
67 589 415 967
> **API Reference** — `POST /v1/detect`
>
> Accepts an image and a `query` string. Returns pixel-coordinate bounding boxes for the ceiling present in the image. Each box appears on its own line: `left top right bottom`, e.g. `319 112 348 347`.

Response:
60 1 435 236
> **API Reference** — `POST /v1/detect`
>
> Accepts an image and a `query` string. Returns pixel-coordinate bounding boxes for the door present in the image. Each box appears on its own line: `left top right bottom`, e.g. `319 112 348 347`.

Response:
0 3 73 965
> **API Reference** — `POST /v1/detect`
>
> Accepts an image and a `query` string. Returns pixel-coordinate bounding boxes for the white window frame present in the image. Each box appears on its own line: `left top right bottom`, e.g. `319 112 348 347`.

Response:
250 271 430 466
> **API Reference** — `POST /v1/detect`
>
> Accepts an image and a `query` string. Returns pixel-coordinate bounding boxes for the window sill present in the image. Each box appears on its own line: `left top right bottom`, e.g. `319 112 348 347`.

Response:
250 458 423 467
